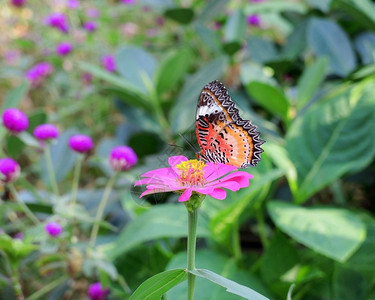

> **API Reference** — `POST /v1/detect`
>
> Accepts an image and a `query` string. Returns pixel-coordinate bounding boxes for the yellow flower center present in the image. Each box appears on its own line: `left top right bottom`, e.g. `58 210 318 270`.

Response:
175 159 206 187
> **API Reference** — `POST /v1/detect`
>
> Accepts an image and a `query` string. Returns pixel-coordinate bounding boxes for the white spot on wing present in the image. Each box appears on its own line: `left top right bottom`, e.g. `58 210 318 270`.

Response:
196 104 223 120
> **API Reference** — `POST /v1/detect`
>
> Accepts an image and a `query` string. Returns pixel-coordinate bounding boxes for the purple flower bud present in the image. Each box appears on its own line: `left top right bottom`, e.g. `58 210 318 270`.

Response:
46 12 69 33
110 146 137 171
121 0 135 4
0 158 20 183
83 21 97 32
10 0 26 7
45 222 63 237
101 55 116 72
25 62 53 87
69 134 94 153
14 232 24 240
67 0 79 9
250 0 265 2
247 14 261 26
87 282 109 300
56 42 72 56
86 8 100 18
2 108 29 133
33 124 59 141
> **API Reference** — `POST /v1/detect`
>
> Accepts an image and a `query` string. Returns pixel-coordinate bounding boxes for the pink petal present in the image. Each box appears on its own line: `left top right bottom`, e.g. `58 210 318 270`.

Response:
168 155 188 174
208 188 227 200
212 171 253 188
178 188 192 202
204 163 237 181
206 180 241 191
140 167 178 180
135 176 177 186
139 187 179 197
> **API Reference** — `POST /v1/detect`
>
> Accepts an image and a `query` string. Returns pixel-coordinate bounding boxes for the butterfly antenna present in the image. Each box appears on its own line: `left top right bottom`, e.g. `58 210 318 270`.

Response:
178 133 199 153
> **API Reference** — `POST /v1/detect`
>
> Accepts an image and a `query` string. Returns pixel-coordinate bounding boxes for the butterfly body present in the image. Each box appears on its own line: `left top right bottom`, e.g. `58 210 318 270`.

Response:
196 80 264 168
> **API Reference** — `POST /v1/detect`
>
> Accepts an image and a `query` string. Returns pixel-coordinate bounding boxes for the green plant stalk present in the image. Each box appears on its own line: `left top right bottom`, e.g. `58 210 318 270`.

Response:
26 275 68 300
187 208 198 300
231 224 242 262
8 183 39 225
44 144 59 196
11 265 24 300
89 172 118 247
256 207 269 249
70 154 84 218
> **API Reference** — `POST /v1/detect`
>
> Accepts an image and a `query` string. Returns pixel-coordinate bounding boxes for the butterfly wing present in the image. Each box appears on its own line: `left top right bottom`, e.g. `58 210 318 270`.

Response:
195 80 264 168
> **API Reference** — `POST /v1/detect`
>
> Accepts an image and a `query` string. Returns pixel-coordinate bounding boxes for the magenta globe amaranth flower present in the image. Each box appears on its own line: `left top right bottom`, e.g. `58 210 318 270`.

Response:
121 0 135 4
101 55 116 72
45 222 63 237
69 134 94 153
110 146 137 171
83 21 97 32
0 158 20 183
2 108 28 133
247 14 261 26
67 0 79 8
87 282 109 300
86 8 100 18
33 124 59 141
56 42 72 56
135 156 253 202
46 12 69 33
10 0 26 7
25 62 53 87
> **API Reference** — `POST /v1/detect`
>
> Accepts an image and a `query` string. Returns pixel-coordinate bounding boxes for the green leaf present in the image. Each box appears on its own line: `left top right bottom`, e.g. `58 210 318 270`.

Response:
164 8 194 25
166 250 272 299
307 18 356 77
194 23 222 54
196 0 230 23
332 0 375 31
78 62 150 110
246 36 278 64
108 204 210 259
245 1 307 14
155 48 193 95
246 81 290 121
5 135 25 157
223 9 246 55
260 232 299 284
209 156 284 247
115 46 157 93
281 19 308 60
40 129 78 183
169 56 228 133
129 269 187 300
1 81 29 113
306 0 332 12
190 269 270 300
354 32 375 64
268 201 366 262
286 81 375 202
297 57 327 109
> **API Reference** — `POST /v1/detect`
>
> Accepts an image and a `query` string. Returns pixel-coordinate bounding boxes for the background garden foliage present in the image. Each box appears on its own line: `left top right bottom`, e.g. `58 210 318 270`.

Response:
1 0 375 299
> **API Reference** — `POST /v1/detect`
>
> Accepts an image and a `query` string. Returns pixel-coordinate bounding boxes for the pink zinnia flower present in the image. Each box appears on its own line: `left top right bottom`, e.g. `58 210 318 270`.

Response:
135 156 253 202
87 282 109 300
2 108 28 133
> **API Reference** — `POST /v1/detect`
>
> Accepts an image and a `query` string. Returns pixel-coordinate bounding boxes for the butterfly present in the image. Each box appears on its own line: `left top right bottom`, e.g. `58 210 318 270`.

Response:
196 80 264 168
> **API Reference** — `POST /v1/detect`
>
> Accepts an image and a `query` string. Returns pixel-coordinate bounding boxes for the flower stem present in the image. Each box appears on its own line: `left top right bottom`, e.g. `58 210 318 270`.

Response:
89 172 118 247
44 144 59 196
70 154 84 218
8 183 39 225
11 265 24 300
26 275 68 300
256 207 268 249
187 208 198 300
